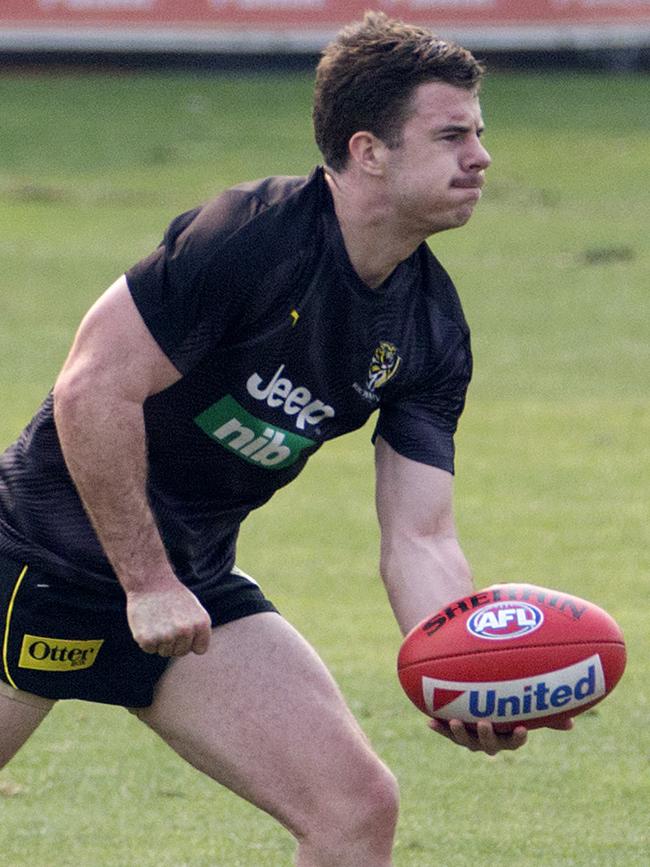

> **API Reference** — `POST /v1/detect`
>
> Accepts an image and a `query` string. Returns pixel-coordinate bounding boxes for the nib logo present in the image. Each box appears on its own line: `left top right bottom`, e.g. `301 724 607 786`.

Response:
194 395 315 470
422 656 605 722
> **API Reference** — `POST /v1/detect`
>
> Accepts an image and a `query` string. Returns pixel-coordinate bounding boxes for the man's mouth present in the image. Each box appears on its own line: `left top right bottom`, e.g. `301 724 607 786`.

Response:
451 176 484 190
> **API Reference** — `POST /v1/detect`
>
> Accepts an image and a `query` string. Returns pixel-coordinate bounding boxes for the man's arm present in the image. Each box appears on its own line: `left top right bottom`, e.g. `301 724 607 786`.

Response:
53 275 212 658
375 435 472 635
375 435 529 753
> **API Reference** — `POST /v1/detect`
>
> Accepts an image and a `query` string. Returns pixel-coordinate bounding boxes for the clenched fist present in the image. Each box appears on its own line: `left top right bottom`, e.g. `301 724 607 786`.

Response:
126 583 212 657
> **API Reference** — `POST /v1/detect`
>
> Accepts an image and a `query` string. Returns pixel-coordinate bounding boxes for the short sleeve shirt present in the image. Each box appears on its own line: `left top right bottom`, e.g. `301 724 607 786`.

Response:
0 168 471 592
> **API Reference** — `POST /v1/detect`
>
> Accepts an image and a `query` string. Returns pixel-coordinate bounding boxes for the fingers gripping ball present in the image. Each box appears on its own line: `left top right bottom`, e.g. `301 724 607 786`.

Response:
397 584 626 733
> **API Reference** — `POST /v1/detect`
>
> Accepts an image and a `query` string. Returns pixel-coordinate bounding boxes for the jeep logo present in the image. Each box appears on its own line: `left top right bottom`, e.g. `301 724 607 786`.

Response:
246 364 335 430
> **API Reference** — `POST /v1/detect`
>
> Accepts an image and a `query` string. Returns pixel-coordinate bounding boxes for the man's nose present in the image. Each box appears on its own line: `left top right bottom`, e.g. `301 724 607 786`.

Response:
465 139 492 172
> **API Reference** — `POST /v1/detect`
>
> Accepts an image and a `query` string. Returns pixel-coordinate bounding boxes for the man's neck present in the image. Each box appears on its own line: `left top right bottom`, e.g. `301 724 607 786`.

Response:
324 169 425 290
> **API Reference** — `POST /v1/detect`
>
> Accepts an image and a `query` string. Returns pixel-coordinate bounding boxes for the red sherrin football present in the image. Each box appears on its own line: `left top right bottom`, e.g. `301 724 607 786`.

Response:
397 584 626 732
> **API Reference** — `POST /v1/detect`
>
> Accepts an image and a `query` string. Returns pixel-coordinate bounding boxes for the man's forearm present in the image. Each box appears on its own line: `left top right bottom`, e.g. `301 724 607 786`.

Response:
380 533 473 635
53 380 177 593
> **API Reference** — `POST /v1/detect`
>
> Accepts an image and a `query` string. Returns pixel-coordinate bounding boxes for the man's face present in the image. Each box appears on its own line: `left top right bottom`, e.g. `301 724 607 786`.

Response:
381 81 491 236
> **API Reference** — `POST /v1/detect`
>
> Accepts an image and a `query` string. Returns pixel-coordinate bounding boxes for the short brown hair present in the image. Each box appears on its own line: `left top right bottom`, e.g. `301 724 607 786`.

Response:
313 11 485 172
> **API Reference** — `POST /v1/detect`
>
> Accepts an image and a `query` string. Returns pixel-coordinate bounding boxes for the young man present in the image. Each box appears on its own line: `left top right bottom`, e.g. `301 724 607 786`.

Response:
0 13 562 866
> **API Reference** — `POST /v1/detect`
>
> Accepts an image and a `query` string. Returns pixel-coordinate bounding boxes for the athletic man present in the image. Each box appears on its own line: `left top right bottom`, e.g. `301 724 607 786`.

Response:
0 13 564 866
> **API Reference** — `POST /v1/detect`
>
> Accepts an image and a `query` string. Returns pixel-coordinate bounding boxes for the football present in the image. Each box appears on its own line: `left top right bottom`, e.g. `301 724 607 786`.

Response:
397 583 626 732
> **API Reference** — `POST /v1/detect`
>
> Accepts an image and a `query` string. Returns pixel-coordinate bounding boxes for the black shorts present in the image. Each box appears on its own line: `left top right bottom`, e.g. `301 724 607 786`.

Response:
0 552 277 708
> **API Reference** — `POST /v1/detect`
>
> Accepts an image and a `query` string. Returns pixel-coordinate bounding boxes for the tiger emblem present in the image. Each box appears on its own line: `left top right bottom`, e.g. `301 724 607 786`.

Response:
366 341 401 391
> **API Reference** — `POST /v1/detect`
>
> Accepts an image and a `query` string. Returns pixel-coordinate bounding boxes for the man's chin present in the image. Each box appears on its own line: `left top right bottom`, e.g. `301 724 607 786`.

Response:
426 207 476 236
452 201 479 226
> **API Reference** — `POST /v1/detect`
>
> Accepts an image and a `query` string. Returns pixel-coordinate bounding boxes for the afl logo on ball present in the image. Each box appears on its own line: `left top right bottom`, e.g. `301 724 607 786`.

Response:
467 601 544 641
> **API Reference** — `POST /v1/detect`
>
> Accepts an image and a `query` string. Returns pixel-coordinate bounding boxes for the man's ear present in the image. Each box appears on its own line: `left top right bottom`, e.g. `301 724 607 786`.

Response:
347 130 388 177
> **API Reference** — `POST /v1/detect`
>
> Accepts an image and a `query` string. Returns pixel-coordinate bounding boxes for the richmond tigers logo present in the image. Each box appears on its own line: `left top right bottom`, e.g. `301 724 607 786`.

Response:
366 341 402 391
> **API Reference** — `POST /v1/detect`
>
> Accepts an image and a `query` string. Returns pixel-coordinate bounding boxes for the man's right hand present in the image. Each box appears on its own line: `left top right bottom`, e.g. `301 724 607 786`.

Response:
429 716 574 755
126 583 212 658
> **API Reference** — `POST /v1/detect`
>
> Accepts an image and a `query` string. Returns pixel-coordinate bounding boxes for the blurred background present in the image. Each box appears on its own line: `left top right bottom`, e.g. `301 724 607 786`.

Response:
0 3 648 865
1 0 649 73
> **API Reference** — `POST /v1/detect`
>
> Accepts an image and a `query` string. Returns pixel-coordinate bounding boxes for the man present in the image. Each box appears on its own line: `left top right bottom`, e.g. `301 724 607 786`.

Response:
0 12 563 866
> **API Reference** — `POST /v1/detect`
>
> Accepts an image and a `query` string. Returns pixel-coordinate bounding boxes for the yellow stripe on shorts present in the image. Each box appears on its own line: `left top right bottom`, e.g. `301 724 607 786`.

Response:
2 564 29 689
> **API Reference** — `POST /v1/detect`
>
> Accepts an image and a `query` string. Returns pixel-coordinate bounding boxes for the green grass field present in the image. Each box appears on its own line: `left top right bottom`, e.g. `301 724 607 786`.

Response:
0 68 648 865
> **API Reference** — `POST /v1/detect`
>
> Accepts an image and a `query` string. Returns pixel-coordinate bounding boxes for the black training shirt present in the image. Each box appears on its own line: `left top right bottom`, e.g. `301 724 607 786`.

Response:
0 168 471 592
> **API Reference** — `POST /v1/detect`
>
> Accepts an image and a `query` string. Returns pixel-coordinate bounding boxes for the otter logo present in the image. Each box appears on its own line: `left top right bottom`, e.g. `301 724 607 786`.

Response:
18 635 104 672
367 341 401 390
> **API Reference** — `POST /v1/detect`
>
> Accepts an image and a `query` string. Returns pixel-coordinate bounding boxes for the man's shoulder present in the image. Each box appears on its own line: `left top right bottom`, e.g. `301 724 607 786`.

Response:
175 169 324 255
228 173 316 209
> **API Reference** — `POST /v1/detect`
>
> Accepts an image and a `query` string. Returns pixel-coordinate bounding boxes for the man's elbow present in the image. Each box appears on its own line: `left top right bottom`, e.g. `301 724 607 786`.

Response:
53 354 121 439
53 363 94 423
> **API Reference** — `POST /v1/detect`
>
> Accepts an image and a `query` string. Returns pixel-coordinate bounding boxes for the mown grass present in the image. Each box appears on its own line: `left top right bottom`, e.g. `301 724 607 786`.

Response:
0 69 649 865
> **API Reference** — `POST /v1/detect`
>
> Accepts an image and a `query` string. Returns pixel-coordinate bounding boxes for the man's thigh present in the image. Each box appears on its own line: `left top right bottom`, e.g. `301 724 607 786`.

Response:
136 612 391 836
0 679 55 767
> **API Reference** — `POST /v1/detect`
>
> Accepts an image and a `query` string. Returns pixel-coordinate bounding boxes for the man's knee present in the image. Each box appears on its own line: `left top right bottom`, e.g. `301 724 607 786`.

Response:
296 757 399 860
354 761 400 837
